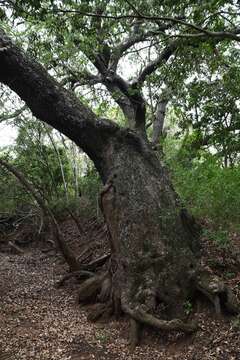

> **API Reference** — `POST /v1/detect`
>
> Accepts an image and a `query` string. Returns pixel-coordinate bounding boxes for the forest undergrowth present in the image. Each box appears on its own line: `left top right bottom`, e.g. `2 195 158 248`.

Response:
0 213 240 360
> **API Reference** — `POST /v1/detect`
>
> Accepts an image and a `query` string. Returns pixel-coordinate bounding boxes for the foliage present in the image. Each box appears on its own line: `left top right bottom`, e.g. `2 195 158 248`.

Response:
183 300 193 316
0 163 30 213
0 119 101 217
166 140 240 230
79 165 101 207
1 0 239 125
49 166 101 219
172 60 240 165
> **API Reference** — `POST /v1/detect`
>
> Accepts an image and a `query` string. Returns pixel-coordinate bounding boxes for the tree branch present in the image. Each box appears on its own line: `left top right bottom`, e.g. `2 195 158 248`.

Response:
0 105 27 122
0 29 119 175
4 1 240 43
110 28 169 71
0 157 81 271
137 24 239 85
40 7 240 44
137 42 177 84
60 70 102 88
168 30 240 42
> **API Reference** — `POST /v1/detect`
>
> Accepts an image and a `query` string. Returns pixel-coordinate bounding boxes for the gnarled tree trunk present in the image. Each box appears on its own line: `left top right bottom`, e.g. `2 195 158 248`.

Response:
81 131 206 348
100 134 198 318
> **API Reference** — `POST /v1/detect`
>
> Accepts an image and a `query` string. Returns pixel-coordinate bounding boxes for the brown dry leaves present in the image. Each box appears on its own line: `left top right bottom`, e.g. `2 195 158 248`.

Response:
0 219 240 359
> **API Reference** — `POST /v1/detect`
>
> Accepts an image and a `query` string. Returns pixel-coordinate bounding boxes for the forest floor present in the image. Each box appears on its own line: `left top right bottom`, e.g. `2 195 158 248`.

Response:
0 217 240 360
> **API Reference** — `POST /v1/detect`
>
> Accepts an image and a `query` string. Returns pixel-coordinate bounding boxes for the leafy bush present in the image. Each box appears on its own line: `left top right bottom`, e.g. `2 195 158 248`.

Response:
166 145 240 230
78 166 102 217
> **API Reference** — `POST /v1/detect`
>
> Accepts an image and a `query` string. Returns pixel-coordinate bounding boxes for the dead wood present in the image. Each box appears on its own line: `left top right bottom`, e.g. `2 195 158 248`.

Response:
8 241 24 255
82 254 111 271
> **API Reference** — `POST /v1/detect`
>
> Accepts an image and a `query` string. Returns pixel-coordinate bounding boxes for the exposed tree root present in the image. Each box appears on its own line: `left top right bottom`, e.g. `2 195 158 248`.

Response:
78 272 108 303
129 318 142 352
87 301 113 322
55 247 111 293
97 275 112 303
121 297 197 351
196 272 240 315
56 270 94 288
122 302 197 333
53 250 240 353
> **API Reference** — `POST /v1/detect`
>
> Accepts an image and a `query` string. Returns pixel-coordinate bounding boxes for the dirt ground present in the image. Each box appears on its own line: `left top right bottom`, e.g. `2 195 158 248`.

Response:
0 218 240 360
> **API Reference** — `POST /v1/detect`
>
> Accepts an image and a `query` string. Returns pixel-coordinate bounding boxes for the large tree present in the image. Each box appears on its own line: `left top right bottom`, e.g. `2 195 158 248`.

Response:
0 0 240 348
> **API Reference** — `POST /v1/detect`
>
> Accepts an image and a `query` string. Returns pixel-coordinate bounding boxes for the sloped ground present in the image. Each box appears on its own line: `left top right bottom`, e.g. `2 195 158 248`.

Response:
0 218 240 360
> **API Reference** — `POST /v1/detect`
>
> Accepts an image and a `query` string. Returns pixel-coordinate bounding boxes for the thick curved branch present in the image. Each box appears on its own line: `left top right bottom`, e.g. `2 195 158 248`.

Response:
103 74 146 134
137 26 237 85
169 30 240 41
0 29 119 172
110 27 169 71
138 42 177 84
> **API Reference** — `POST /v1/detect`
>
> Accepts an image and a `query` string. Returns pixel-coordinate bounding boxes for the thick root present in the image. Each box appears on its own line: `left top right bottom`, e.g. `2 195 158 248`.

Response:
196 272 240 315
77 245 93 263
98 276 112 303
129 318 142 352
56 270 94 288
131 309 197 333
122 298 198 336
78 272 108 303
87 301 113 322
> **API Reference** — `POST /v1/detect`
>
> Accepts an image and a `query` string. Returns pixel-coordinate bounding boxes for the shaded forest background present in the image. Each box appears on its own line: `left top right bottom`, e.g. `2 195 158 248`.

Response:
1 109 240 246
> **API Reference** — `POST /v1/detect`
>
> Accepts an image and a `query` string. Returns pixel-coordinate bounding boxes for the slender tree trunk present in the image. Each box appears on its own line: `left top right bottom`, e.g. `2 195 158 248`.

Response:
0 159 80 271
45 126 69 201
152 98 168 145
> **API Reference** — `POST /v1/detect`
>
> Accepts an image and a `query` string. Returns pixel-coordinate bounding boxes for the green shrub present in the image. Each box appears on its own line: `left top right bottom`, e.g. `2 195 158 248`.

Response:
166 146 240 230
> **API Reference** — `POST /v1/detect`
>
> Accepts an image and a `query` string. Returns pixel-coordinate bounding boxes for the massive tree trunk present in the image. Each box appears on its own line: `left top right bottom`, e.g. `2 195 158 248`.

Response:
100 134 198 317
0 29 239 348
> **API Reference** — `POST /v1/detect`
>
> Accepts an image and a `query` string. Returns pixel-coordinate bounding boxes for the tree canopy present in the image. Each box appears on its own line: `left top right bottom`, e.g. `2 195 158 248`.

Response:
1 0 240 162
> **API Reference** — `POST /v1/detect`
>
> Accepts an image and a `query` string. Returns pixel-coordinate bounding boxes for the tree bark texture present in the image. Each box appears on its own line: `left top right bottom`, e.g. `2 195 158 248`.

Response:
99 135 199 318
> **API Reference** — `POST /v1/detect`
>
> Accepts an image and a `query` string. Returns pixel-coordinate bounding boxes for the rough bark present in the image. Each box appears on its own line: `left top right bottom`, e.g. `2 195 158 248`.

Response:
0 29 118 180
100 137 199 319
